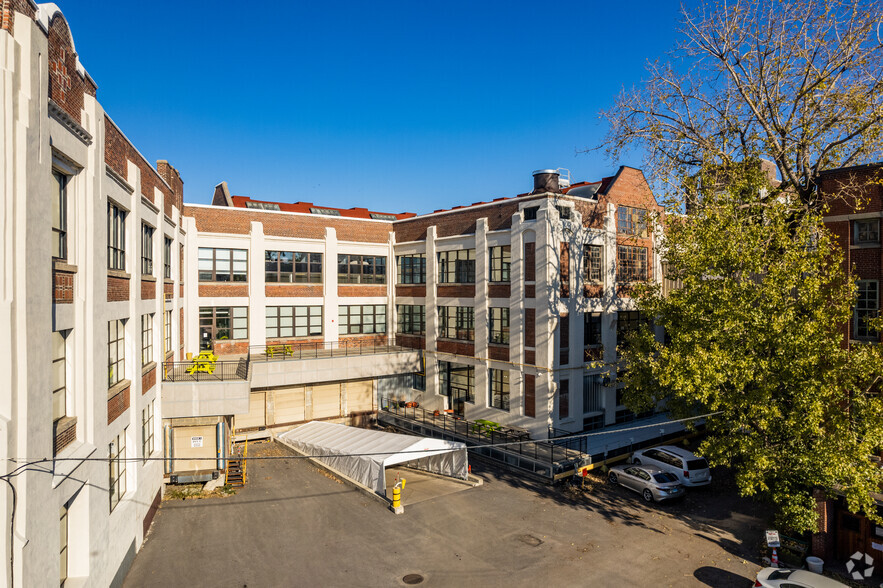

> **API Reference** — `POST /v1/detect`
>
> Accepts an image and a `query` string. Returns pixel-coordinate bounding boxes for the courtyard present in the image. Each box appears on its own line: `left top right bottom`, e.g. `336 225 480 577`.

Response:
124 441 768 587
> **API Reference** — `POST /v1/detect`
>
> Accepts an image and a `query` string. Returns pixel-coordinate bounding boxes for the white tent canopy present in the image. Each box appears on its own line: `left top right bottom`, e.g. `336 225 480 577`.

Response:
278 421 469 494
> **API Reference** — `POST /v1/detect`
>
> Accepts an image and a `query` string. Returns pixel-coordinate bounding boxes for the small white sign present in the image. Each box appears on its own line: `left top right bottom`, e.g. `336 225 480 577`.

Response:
766 530 780 547
191 436 203 448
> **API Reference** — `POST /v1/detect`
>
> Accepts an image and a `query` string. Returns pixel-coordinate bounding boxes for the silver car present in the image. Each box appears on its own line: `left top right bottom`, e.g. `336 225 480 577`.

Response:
607 464 685 502
755 567 848 587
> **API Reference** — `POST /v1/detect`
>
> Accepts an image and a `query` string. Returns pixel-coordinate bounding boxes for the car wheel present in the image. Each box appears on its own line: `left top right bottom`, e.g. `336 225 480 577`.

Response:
642 489 653 502
608 473 618 485
632 458 641 465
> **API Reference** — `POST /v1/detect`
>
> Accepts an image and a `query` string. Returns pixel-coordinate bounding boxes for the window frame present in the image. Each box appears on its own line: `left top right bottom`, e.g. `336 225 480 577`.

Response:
854 219 880 245
489 246 511 283
141 313 154 366
142 401 154 463
52 331 68 423
397 254 426 284
616 245 648 282
140 224 154 276
437 249 476 284
266 305 323 339
337 254 387 284
439 361 475 404
617 205 648 237
108 320 126 388
199 306 249 341
439 306 475 341
163 236 172 279
338 305 387 335
584 245 603 283
107 202 127 271
855 280 879 340
109 429 127 511
489 368 510 411
197 248 248 282
52 170 68 260
396 305 426 335
489 307 509 345
163 309 172 353
265 250 323 283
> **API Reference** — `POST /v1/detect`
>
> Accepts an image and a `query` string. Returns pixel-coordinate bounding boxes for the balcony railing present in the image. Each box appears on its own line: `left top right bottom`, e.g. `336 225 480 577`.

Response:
250 338 414 362
162 357 249 382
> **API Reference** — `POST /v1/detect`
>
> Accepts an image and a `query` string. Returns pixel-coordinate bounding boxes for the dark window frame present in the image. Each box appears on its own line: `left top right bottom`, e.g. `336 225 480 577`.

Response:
617 205 648 237
617 245 648 282
489 368 510 411
855 219 880 245
141 313 153 366
855 280 879 340
266 305 323 339
396 305 426 335
199 306 249 341
489 307 510 345
141 224 154 276
108 319 126 388
107 202 126 271
489 246 511 282
439 306 475 341
163 236 172 279
338 305 387 335
397 254 426 284
584 245 603 282
198 248 248 282
338 254 387 284
52 170 68 260
438 249 476 284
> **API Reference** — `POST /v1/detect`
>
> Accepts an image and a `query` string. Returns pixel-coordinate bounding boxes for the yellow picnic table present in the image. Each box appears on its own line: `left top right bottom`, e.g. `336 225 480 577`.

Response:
187 350 217 375
472 419 501 434
266 344 293 358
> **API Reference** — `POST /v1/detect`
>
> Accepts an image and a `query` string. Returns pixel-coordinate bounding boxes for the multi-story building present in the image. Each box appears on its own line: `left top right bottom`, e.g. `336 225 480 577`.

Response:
1 3 187 586
186 168 663 439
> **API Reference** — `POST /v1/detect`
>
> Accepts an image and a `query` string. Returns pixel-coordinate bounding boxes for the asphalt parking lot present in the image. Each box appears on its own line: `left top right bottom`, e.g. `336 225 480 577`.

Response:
125 441 769 587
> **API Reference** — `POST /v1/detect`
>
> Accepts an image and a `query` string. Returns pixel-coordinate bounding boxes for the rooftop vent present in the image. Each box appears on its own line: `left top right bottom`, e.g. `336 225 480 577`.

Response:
369 213 397 220
310 207 341 216
532 168 570 194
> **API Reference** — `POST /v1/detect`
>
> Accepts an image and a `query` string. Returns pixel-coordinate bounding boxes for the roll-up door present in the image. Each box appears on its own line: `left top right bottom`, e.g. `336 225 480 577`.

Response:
347 380 374 413
172 425 216 472
312 383 341 419
236 392 266 430
274 386 306 424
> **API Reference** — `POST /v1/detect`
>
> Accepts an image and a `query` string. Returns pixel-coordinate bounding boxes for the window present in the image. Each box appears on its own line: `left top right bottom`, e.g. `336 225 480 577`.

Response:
396 305 425 334
266 306 322 338
339 305 387 335
52 171 68 259
855 280 879 340
60 505 68 585
266 251 322 283
141 314 154 366
489 246 511 282
199 307 248 341
52 331 67 423
108 320 125 388
617 245 648 282
107 202 126 271
163 236 172 279
583 374 604 413
244 201 280 211
584 245 603 282
338 254 387 284
855 219 880 245
556 205 572 220
412 373 426 391
397 254 426 284
198 248 248 282
559 379 569 419
438 249 476 283
489 307 509 345
141 224 154 275
109 429 126 511
559 314 569 365
617 311 643 349
142 401 154 463
310 207 341 216
617 205 647 236
523 206 538 221
439 306 475 341
164 310 172 353
584 312 602 347
489 368 510 411
439 362 475 403
370 213 398 220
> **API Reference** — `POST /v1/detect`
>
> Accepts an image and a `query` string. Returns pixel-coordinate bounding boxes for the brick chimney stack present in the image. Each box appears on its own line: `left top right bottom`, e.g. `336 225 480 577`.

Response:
156 160 184 213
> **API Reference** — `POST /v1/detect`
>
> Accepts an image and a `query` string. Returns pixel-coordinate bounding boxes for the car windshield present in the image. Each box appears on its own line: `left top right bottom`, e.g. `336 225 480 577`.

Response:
767 569 794 580
687 458 708 470
653 473 678 483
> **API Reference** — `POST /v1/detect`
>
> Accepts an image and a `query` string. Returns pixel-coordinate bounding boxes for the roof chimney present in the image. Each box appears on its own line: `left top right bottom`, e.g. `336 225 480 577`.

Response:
532 169 561 194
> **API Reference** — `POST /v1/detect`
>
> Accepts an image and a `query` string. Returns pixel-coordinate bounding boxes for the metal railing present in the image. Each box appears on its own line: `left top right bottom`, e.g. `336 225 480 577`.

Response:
250 337 414 362
379 396 583 469
162 356 249 382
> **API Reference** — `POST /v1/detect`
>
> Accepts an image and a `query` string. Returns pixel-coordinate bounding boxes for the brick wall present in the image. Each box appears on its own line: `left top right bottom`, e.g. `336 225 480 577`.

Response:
395 285 426 297
338 285 387 297
184 206 392 243
107 385 130 425
339 334 389 347
524 374 536 418
179 283 184 298
524 308 535 348
53 269 74 303
199 284 249 298
524 350 536 365
46 13 96 124
396 334 425 350
488 345 509 361
584 284 603 298
141 365 155 394
437 285 475 298
487 284 510 299
821 165 883 217
141 278 156 300
560 243 570 298
525 285 535 298
212 340 249 355
157 160 184 215
436 340 475 356
104 116 173 209
524 242 536 281
266 284 323 298
107 275 130 302
1 0 37 35
393 200 522 242
163 281 174 297
570 197 605 229
53 417 76 455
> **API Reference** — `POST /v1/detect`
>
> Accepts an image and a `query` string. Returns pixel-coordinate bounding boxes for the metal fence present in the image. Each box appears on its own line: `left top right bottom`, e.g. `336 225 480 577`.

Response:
250 338 412 362
162 357 249 382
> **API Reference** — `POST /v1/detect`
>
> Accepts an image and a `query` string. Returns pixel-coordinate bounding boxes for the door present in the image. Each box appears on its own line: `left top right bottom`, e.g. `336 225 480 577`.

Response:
836 510 867 562
274 386 305 424
235 392 266 430
347 380 374 413
171 425 216 472
313 383 341 419
451 387 467 417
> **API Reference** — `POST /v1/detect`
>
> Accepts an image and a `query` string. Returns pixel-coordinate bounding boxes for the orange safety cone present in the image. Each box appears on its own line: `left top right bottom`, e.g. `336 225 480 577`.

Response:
771 548 779 568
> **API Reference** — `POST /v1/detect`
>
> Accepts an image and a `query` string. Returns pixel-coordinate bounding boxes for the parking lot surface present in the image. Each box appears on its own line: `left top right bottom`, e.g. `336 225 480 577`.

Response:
125 441 768 587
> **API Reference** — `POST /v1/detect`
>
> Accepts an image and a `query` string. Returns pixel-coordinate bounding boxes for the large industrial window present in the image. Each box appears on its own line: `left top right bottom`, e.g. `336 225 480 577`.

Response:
489 368 510 411
584 245 603 282
109 429 126 511
396 305 425 334
339 305 387 335
617 245 648 282
199 307 248 340
198 248 248 282
489 307 509 344
854 219 880 245
163 236 173 279
52 171 68 260
855 280 879 340
558 379 569 419
266 251 322 283
52 331 67 423
438 249 475 283
439 362 475 404
617 205 647 237
142 401 154 463
164 310 173 353
141 224 154 276
108 320 126 388
266 306 322 338
489 246 511 282
616 311 644 350
397 254 426 284
107 202 126 271
583 374 604 414
439 306 474 341
338 254 387 284
141 313 154 366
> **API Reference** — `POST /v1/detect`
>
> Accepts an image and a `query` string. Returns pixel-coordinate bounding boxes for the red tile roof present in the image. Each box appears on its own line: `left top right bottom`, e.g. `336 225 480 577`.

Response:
229 196 416 220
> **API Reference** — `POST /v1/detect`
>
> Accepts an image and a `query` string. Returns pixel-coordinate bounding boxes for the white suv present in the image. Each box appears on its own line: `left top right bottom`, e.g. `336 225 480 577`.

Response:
630 445 712 487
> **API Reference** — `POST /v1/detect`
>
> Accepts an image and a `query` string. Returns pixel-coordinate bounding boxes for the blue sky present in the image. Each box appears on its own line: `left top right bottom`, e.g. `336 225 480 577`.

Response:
60 1 684 214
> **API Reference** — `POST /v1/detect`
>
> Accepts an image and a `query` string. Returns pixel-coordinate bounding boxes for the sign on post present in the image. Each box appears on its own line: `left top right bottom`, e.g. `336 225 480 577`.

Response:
765 530 780 548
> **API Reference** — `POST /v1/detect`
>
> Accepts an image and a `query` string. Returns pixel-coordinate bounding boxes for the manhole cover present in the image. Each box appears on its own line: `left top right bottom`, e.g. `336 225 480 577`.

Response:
402 574 424 585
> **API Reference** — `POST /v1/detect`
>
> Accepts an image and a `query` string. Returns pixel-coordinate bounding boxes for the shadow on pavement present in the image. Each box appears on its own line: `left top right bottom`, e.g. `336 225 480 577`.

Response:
694 565 753 587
